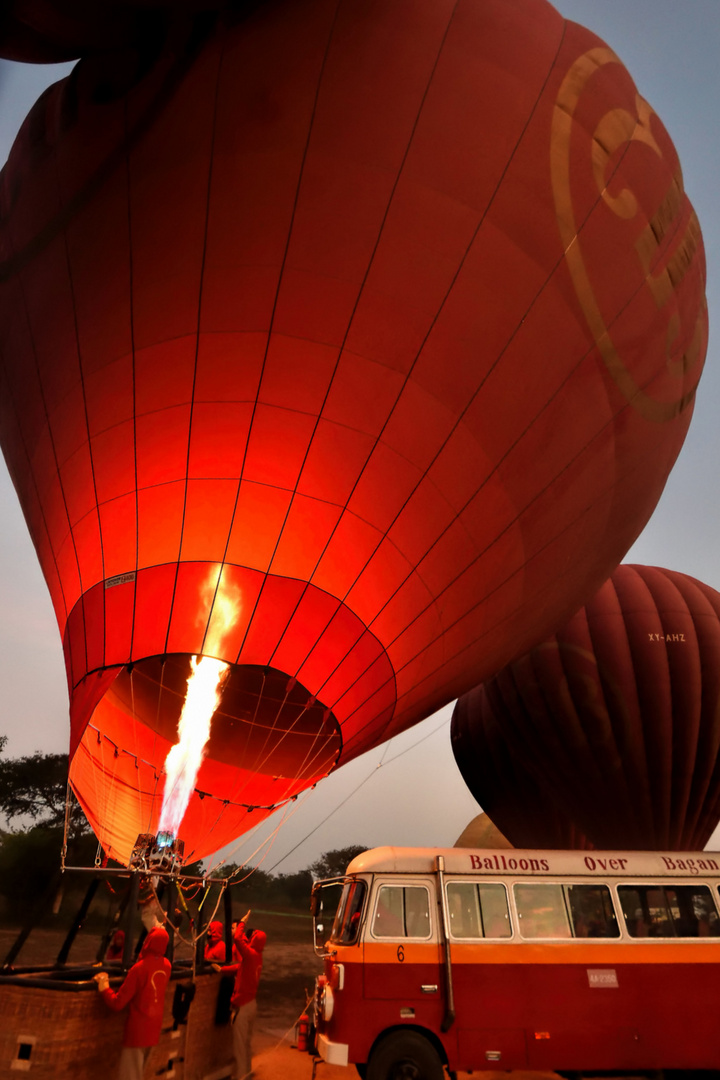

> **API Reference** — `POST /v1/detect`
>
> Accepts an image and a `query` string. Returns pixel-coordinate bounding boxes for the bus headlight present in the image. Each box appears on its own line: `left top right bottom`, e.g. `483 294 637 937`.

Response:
320 982 335 1022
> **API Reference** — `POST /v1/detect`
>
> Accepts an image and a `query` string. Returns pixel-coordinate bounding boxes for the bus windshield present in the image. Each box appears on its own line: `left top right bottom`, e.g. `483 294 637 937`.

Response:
331 879 367 944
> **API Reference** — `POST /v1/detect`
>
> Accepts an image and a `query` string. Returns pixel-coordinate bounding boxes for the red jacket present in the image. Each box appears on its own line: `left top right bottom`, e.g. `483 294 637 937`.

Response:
223 926 266 1010
204 921 226 963
101 927 171 1047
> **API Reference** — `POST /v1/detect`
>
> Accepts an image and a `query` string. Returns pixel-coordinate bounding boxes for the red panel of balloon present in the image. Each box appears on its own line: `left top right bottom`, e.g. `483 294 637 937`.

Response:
0 0 707 863
452 565 720 850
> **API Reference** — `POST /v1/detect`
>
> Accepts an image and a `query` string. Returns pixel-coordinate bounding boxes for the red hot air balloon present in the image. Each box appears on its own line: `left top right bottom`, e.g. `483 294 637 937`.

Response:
0 0 707 864
451 713 592 850
452 565 720 851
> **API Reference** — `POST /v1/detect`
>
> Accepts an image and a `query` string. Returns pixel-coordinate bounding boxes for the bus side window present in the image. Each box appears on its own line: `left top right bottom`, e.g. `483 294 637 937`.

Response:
617 885 697 937
334 880 367 945
514 883 572 939
618 887 647 936
564 884 619 938
665 885 720 937
446 883 511 939
373 886 431 939
478 884 512 938
448 882 480 938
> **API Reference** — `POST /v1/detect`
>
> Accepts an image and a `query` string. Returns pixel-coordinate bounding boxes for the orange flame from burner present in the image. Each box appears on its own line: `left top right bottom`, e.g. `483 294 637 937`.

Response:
158 567 240 837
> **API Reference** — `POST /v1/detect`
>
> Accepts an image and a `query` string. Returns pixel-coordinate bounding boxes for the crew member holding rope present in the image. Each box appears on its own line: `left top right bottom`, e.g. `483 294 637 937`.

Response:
217 913 266 1080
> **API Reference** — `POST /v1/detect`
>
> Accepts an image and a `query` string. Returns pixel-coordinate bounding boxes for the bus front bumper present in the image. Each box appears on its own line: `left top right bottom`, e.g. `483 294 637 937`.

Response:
317 1033 349 1066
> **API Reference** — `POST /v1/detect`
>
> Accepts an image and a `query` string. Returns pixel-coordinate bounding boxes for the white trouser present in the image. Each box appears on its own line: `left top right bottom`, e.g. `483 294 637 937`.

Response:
118 1046 150 1080
232 998 257 1079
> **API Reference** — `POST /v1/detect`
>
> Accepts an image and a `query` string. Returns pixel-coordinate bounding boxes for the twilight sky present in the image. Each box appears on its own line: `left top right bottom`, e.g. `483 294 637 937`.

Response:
0 1 719 871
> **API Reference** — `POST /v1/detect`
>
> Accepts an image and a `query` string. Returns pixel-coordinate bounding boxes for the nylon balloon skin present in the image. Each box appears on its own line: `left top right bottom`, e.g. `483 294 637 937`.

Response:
451 716 592 850
452 566 720 851
0 0 707 863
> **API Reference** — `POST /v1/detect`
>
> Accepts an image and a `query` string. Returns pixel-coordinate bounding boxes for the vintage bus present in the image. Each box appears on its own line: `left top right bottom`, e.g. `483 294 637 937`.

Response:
307 846 720 1079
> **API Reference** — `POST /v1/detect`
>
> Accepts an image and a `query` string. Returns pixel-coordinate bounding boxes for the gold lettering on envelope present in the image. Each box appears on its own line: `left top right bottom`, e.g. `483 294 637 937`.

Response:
550 47 706 422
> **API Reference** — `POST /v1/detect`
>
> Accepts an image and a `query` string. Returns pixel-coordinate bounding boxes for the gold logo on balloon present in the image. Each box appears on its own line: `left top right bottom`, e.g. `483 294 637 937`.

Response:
551 47 706 422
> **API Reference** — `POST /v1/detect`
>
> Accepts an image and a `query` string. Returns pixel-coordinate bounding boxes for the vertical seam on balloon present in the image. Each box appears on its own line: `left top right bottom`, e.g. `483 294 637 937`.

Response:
678 576 720 847
0 368 66 623
56 157 107 685
85 699 107 864
163 42 228 659
548 624 605 842
254 1 465 679
641 566 696 849
613 569 666 847
208 0 345 664
501 655 563 824
125 97 141 675
128 665 143 833
7 250 81 650
148 660 169 835
122 97 148 800
583 580 641 845
669 572 703 848
255 11 570 706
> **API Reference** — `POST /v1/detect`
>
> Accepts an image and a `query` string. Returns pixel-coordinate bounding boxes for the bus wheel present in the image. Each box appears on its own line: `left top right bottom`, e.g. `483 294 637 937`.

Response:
367 1031 444 1080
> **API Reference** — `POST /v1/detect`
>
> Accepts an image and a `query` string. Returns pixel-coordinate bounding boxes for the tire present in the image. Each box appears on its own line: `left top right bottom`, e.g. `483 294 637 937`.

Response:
355 1066 368 1079
366 1031 444 1080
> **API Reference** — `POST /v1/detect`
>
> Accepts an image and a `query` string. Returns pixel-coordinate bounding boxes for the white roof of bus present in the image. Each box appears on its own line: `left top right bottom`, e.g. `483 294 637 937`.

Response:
345 846 720 879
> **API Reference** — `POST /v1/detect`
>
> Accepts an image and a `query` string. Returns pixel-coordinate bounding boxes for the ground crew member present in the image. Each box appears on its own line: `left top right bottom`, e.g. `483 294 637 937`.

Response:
94 925 171 1080
204 920 227 963
220 922 266 1080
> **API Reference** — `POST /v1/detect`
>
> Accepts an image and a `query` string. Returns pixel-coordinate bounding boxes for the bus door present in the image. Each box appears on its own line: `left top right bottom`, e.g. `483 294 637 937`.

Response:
363 877 445 1021
444 877 526 1070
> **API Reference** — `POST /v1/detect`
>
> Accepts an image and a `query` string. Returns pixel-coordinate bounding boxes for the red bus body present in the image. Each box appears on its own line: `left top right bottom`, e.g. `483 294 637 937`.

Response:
309 847 720 1076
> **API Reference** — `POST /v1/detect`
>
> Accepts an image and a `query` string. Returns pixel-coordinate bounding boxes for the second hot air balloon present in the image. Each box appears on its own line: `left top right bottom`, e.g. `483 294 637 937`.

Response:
452 565 720 850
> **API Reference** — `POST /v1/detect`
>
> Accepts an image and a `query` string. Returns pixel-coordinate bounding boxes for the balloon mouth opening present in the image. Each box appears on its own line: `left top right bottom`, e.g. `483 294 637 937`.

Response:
69 656 343 865
96 654 343 782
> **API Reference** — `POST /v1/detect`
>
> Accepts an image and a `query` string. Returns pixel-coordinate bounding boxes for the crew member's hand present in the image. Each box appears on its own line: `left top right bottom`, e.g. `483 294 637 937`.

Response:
93 972 110 992
211 963 221 973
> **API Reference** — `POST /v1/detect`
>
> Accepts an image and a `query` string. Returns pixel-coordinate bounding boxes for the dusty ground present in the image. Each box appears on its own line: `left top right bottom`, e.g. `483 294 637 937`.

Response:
251 1027 563 1080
